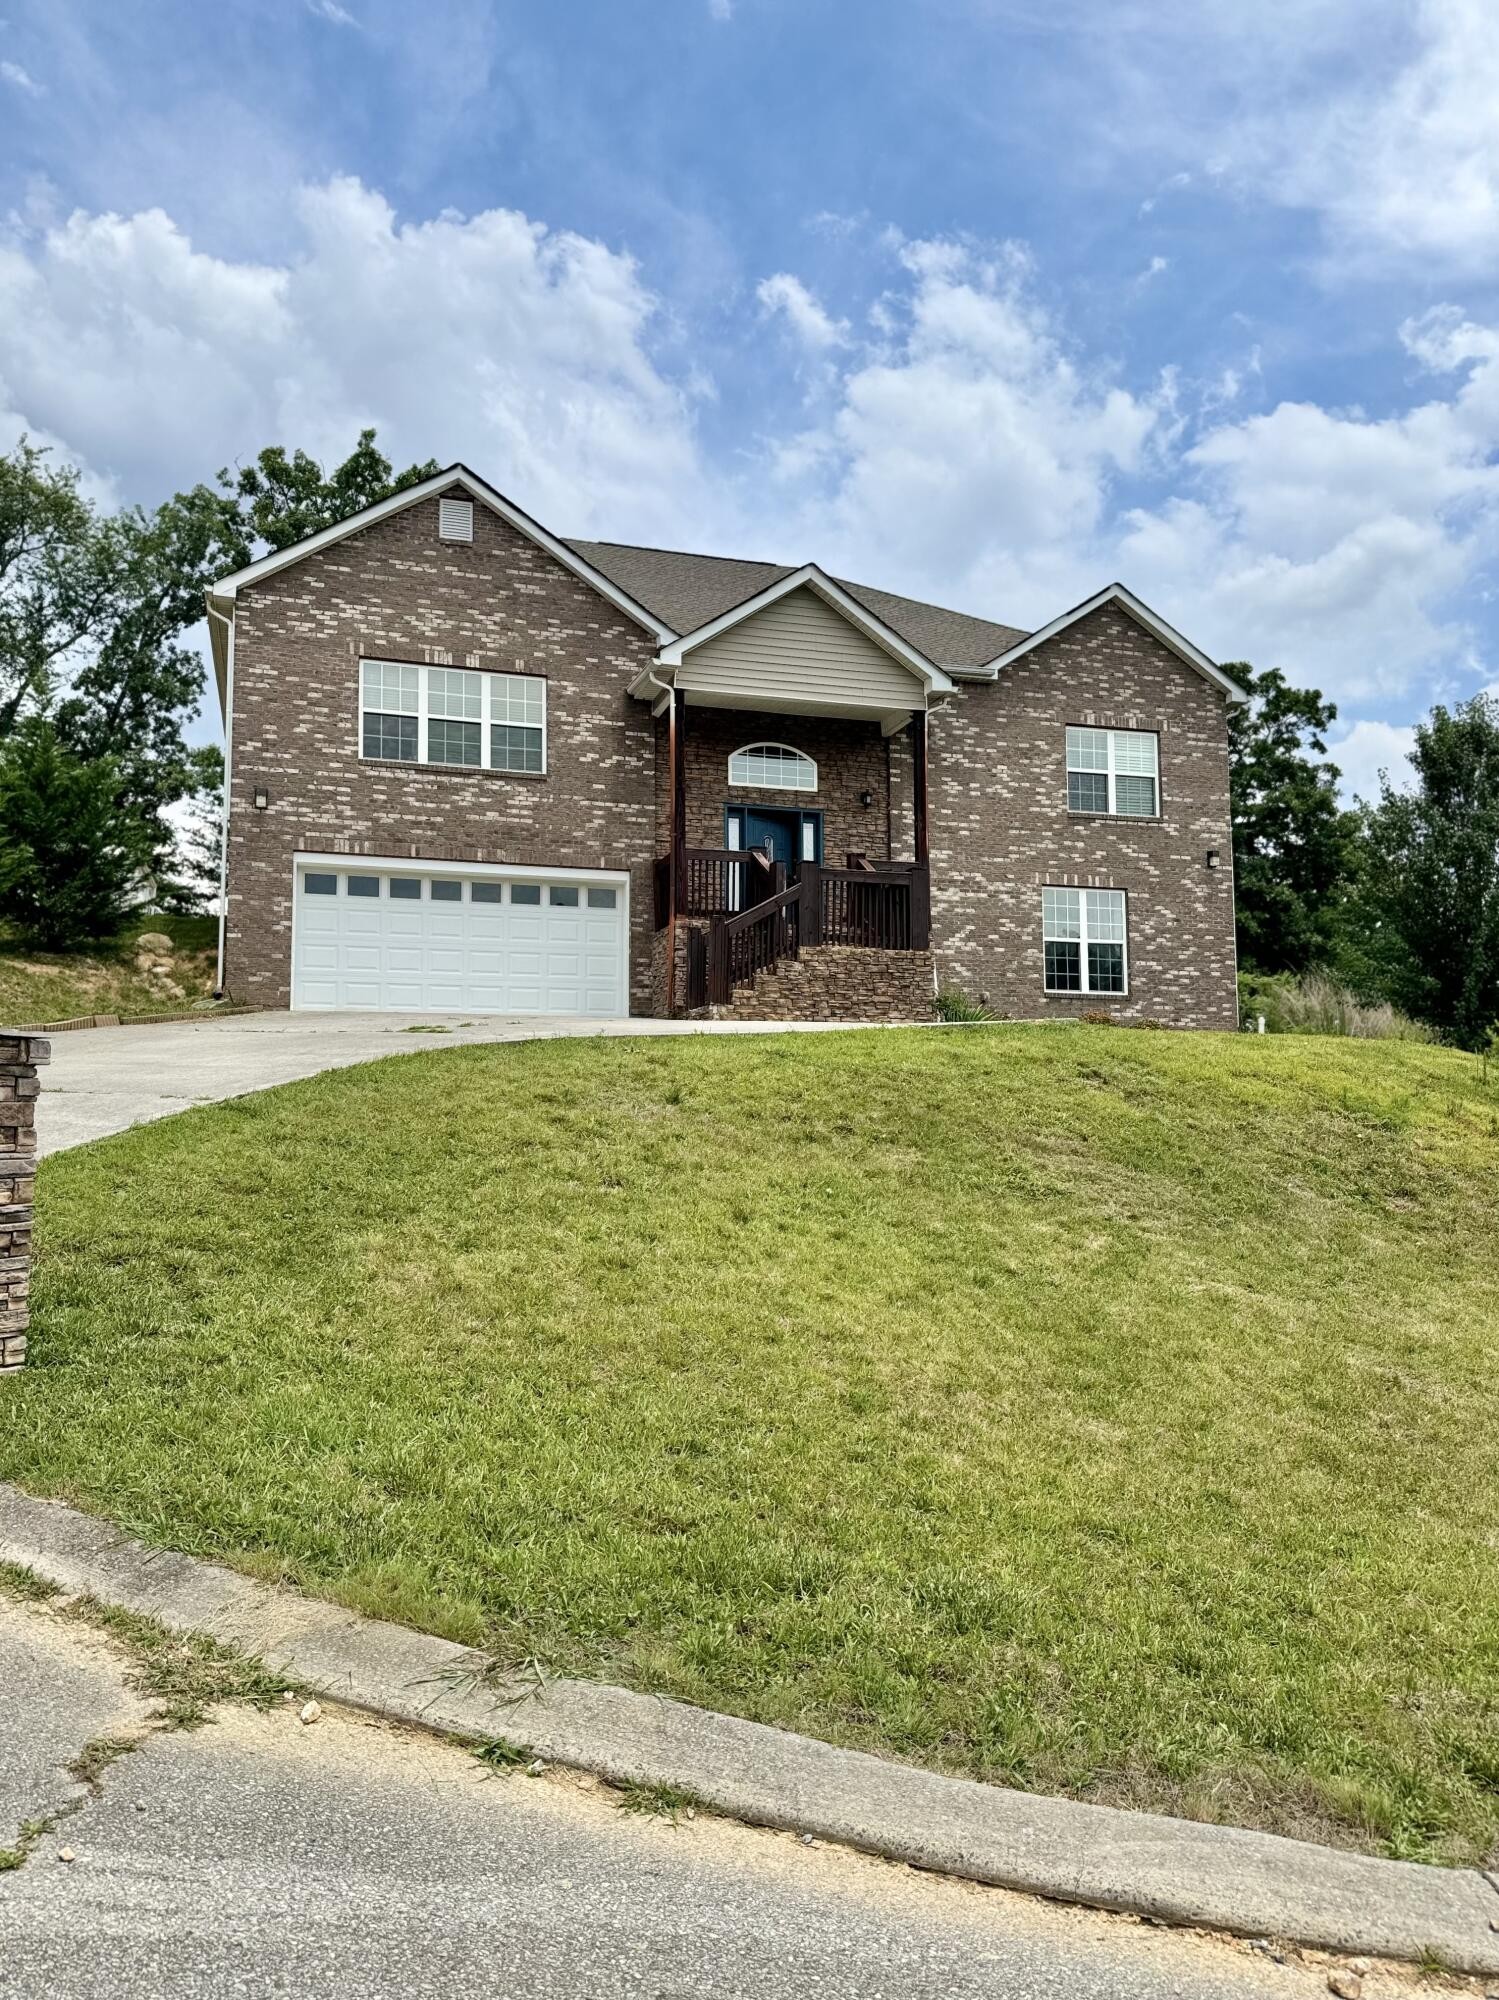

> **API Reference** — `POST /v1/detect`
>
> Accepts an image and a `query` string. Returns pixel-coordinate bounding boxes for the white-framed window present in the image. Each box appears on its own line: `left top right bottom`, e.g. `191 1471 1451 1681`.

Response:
728 742 818 792
1043 887 1128 994
1066 727 1158 817
360 660 546 776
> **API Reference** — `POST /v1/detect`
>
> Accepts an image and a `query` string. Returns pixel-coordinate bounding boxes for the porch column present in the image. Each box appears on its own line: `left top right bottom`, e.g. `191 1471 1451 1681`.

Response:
665 686 687 1015
910 709 930 865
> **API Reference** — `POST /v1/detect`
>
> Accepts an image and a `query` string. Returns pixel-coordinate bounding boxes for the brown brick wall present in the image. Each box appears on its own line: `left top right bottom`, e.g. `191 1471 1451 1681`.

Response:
227 507 1235 1027
926 603 1237 1029
224 488 662 1011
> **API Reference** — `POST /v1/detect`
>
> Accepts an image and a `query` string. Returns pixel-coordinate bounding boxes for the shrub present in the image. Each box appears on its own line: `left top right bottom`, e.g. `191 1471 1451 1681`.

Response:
935 988 1002 1023
1238 971 1434 1041
0 720 155 950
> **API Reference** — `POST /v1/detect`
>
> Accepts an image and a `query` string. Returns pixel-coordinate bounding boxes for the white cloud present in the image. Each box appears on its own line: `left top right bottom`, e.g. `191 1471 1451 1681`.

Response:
2 184 1497 732
1263 0 1499 269
1 59 41 95
758 237 1165 614
1105 0 1499 270
707 0 733 18
0 178 715 544
1329 718 1418 803
746 244 1499 710
756 272 848 352
306 0 359 23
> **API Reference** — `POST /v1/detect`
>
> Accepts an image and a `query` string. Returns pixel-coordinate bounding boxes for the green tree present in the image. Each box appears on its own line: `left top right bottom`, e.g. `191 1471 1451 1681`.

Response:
220 428 439 552
0 428 434 928
0 439 118 733
0 718 157 949
1225 661 1360 973
1357 694 1499 1048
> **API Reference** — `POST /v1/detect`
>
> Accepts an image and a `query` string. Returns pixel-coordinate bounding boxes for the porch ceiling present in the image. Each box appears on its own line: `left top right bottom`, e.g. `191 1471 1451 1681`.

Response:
678 684 923 732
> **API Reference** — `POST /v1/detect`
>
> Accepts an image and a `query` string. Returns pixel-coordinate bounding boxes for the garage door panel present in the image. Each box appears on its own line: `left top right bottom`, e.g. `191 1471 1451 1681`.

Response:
293 865 626 1015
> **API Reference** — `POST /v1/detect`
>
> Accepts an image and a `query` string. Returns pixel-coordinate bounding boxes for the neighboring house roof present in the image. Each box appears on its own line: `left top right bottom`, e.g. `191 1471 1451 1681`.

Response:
567 538 1029 673
980 582 1248 703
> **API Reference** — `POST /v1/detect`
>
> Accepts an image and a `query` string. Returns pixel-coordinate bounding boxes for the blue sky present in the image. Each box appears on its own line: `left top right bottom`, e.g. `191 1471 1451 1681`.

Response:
4 0 1499 791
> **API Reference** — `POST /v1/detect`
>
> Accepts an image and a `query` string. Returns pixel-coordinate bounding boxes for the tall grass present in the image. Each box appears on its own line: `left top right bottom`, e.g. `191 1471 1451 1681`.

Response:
1239 971 1433 1041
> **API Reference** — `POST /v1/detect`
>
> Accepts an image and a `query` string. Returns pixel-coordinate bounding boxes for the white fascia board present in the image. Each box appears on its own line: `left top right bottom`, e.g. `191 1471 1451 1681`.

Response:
979 583 1248 702
655 563 955 695
209 466 677 645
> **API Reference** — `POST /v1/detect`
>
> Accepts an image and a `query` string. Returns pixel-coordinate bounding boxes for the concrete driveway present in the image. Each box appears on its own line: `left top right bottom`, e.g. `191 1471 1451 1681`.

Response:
35 1010 859 1158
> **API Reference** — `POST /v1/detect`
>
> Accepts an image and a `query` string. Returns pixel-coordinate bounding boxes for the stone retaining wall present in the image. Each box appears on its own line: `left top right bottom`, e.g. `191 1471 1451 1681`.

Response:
711 946 936 1024
0 1031 48 1373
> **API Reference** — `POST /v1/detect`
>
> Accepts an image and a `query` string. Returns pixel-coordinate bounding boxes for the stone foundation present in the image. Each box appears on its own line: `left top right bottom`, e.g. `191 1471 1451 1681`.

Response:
710 946 935 1024
0 1031 47 1373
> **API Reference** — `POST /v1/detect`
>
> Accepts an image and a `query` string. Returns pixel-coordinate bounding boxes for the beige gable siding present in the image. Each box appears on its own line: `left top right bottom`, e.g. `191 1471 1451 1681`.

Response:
676 586 923 710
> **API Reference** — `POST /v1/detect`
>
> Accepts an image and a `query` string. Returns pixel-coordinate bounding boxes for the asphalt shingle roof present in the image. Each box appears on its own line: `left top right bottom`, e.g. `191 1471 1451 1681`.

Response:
565 539 1029 670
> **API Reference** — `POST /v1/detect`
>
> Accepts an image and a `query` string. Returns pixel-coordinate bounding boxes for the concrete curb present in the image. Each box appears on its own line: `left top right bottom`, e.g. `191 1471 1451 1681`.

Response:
4 1482 1498 1976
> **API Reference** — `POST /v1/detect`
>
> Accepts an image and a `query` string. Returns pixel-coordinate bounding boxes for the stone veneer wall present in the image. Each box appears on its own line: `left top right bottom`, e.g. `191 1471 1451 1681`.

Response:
224 488 663 1013
926 604 1238 1030
676 707 892 865
0 1031 48 1373
711 946 935 1024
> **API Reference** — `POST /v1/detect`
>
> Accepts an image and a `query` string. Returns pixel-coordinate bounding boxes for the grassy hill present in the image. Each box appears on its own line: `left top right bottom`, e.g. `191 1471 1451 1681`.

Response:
8 1023 1498 1863
0 914 218 1025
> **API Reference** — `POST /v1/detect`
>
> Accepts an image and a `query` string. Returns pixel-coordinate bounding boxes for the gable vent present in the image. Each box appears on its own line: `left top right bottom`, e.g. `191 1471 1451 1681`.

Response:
438 497 474 542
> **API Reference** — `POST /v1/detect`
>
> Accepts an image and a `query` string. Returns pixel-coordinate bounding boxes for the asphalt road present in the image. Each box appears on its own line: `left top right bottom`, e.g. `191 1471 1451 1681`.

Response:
0 1593 1402 2000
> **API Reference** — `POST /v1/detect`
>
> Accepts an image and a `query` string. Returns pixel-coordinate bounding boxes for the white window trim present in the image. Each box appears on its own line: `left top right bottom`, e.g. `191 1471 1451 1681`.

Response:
358 658 548 777
1066 726 1160 818
1042 886 1130 997
727 741 819 792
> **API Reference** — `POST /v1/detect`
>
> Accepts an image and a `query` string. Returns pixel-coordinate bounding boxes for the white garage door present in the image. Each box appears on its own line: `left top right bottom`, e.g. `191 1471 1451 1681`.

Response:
291 861 628 1015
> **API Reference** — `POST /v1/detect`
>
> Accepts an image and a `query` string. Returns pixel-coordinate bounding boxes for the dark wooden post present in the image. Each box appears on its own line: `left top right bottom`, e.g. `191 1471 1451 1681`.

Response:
665 686 688 1015
911 864 931 951
910 709 930 865
799 860 823 946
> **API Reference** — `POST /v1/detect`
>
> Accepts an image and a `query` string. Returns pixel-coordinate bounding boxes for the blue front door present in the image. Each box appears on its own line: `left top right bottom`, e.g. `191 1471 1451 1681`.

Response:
743 808 797 873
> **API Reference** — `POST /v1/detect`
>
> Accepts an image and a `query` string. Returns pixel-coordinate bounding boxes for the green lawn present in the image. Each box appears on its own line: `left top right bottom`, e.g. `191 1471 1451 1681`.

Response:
0 914 219 1025
8 1026 1499 1864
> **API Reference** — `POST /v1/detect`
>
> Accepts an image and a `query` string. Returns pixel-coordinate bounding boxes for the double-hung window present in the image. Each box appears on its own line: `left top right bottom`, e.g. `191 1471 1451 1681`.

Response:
1043 887 1128 994
360 661 546 775
1066 727 1158 816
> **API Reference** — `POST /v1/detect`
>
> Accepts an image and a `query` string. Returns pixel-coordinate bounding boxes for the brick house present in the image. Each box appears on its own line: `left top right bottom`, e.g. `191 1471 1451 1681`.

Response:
206 465 1242 1027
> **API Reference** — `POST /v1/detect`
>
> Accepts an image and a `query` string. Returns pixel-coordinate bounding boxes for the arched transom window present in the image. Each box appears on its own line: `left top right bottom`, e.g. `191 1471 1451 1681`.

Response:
728 742 818 792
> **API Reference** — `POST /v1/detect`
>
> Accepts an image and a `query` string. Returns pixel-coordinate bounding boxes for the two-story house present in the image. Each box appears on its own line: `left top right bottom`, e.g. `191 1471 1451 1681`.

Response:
205 465 1242 1027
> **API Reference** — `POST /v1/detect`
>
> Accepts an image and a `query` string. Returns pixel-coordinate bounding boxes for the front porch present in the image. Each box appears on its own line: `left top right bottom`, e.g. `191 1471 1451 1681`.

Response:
651 697 935 1019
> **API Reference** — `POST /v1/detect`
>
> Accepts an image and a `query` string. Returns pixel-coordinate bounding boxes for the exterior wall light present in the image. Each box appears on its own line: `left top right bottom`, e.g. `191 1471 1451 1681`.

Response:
253 787 270 811
1206 848 1220 869
859 789 873 808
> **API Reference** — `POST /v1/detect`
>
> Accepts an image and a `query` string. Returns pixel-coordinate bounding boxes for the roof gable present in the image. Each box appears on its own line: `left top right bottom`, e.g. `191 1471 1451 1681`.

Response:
979 583 1247 702
208 466 676 641
654 564 953 694
569 538 1026 670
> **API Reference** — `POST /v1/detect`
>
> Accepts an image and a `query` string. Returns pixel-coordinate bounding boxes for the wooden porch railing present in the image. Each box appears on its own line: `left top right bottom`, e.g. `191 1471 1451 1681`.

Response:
682 859 931 1009
656 846 778 926
806 860 930 952
703 880 802 1006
